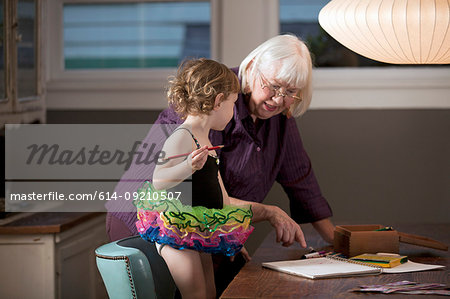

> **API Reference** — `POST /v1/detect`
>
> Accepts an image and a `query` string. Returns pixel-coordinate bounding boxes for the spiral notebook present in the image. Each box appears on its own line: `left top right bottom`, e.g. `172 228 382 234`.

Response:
262 255 445 279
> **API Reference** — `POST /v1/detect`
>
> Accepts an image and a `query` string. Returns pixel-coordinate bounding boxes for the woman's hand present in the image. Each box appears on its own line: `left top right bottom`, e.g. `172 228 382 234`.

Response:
267 205 307 248
188 145 208 171
228 197 307 248
230 246 251 263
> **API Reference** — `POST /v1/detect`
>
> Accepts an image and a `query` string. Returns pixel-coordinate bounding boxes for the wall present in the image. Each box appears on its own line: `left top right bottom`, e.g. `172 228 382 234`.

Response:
299 110 449 224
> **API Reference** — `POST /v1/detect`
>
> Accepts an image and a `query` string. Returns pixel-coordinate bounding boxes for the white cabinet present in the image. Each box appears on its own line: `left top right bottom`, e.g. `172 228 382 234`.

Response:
0 214 109 299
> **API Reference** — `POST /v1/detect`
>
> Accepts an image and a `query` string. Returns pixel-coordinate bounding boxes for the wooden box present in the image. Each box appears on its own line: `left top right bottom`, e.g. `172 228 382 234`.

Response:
334 224 399 257
334 224 448 257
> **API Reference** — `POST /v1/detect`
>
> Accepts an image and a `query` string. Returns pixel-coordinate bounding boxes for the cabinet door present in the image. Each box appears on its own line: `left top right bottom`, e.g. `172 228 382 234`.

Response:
0 234 56 299
13 0 45 116
0 0 45 125
0 0 5 101
56 216 109 299
0 0 14 115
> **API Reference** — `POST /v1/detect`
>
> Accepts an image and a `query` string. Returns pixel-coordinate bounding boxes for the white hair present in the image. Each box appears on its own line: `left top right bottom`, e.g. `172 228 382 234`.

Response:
239 34 313 117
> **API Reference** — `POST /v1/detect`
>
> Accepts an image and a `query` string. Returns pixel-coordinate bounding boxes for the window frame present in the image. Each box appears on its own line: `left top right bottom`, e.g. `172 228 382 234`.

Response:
46 0 216 110
45 0 450 110
46 0 199 86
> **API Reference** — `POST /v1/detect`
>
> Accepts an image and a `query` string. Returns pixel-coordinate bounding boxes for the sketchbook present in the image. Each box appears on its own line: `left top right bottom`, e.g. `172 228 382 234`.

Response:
262 256 445 280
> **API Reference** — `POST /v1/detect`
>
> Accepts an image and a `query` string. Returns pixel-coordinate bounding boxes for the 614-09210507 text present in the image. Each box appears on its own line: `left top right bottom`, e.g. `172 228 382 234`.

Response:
8 191 182 201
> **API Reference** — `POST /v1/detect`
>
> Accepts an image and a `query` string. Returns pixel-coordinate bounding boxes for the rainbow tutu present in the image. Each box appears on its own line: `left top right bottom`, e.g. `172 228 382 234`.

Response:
134 182 254 256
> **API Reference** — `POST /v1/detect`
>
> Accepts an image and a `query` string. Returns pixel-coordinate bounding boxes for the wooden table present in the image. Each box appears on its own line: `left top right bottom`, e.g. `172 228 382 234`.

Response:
221 223 449 298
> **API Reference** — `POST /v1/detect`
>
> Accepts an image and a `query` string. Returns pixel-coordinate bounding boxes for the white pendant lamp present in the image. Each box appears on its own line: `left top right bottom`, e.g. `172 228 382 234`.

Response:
318 0 450 64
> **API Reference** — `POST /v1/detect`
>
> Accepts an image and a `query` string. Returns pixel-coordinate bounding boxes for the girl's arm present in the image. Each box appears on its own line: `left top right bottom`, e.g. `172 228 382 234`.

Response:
153 131 208 190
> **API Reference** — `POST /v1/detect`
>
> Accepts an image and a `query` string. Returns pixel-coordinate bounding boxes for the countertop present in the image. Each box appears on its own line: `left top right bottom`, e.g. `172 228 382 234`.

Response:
0 212 104 234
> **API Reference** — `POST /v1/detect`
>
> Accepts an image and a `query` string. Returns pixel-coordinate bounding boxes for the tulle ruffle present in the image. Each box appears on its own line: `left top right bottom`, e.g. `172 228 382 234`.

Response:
134 182 254 256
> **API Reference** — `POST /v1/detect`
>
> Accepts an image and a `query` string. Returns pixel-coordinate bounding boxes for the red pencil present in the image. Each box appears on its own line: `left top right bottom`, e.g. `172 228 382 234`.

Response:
163 145 224 161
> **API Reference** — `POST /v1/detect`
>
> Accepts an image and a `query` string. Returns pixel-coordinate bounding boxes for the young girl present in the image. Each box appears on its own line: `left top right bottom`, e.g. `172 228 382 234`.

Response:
134 58 254 299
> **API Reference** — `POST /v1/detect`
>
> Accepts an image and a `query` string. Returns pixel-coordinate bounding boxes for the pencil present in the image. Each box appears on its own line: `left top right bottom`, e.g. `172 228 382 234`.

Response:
162 145 224 161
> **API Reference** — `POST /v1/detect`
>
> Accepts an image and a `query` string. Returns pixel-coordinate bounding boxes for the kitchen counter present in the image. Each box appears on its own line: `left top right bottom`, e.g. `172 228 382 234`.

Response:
0 212 104 234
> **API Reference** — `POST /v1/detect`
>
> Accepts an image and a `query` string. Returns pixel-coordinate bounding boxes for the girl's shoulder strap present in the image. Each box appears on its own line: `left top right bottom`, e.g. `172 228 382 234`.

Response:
173 127 201 149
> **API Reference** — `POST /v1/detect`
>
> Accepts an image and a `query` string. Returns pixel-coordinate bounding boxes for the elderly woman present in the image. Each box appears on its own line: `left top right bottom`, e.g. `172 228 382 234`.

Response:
106 34 334 295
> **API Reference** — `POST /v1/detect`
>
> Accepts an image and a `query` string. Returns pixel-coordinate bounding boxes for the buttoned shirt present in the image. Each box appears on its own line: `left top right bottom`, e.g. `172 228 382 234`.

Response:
155 69 332 224
108 68 332 234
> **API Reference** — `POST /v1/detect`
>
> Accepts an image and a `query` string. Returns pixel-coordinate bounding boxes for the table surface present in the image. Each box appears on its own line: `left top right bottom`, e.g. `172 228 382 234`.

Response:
221 223 449 299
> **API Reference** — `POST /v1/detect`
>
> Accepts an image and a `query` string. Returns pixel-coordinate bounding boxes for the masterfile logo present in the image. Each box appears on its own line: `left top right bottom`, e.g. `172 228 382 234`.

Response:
4 124 193 212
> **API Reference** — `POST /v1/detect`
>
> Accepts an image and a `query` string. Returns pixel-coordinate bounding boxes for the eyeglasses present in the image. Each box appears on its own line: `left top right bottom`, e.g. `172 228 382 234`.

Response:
258 71 302 104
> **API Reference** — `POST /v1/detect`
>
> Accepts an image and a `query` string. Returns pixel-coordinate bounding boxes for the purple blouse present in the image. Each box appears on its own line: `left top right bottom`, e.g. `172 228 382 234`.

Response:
156 92 332 224
108 68 332 235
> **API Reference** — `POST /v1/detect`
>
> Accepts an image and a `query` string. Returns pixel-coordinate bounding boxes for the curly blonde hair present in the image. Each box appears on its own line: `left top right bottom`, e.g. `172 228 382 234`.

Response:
167 58 240 118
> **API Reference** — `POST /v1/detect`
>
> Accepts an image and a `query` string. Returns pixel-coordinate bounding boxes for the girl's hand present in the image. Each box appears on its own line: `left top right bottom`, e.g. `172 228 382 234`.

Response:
188 145 208 171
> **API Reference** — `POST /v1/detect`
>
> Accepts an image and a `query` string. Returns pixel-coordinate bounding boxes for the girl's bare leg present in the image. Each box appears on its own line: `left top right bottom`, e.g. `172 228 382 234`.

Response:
200 252 216 299
160 246 208 299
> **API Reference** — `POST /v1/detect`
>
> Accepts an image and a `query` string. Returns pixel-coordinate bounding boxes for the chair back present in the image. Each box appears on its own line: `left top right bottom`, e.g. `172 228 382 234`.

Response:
95 236 177 299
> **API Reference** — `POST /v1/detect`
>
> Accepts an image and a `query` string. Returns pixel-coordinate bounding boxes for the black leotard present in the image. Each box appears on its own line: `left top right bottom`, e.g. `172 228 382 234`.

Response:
170 127 223 209
192 155 223 209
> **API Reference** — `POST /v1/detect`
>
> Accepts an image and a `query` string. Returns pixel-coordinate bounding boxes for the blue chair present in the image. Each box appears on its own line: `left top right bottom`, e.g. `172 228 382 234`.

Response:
95 236 177 299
